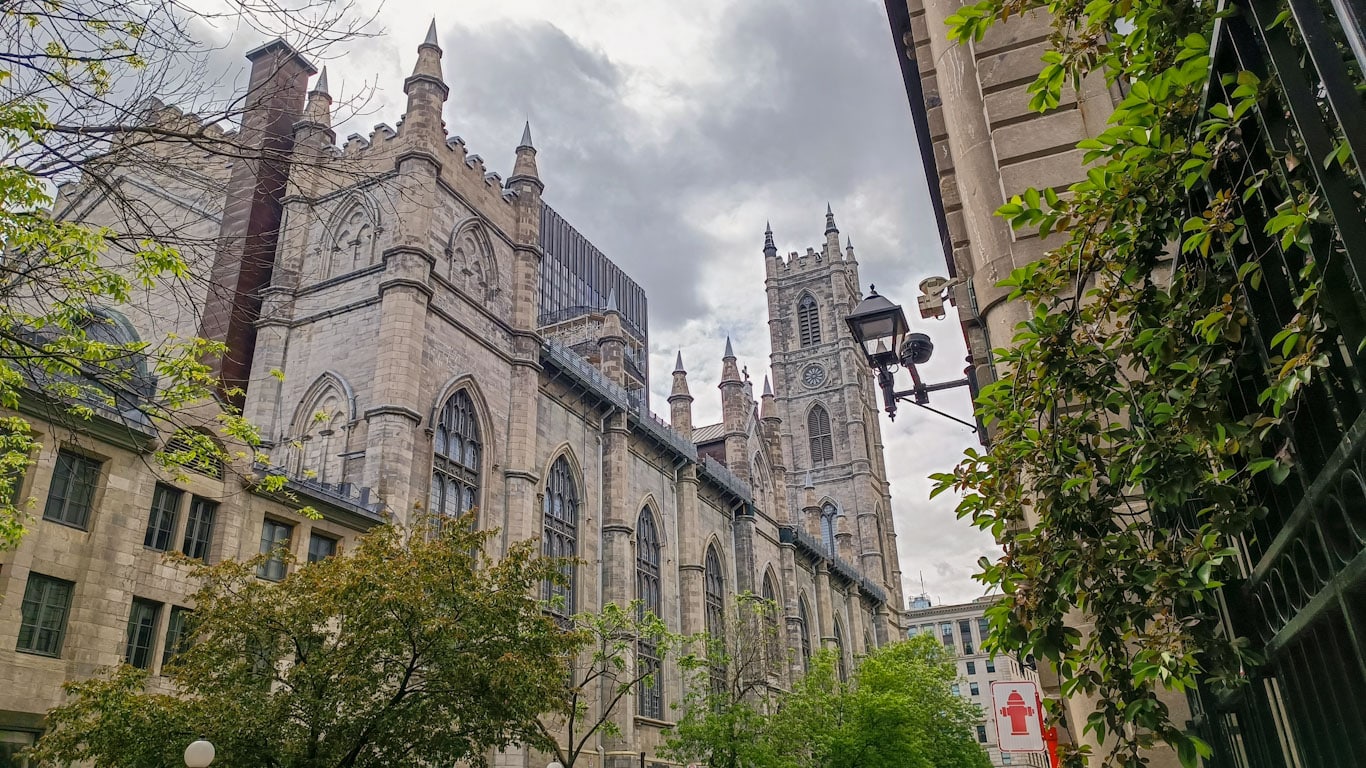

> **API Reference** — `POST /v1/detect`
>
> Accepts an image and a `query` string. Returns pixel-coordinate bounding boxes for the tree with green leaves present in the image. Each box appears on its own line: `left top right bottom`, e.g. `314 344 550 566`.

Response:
930 1 1358 766
28 516 584 768
668 630 990 768
533 601 680 768
770 636 992 768
662 597 787 768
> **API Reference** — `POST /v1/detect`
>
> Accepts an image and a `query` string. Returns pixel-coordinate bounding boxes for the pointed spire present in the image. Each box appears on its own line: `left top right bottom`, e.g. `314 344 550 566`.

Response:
674 351 685 373
825 202 838 235
763 221 776 253
511 121 541 185
301 66 334 138
423 18 440 48
404 17 448 125
724 336 735 359
604 287 618 313
762 376 773 397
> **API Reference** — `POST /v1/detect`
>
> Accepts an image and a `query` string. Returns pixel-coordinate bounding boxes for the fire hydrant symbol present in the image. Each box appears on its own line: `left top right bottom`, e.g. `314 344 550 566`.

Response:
1000 690 1036 735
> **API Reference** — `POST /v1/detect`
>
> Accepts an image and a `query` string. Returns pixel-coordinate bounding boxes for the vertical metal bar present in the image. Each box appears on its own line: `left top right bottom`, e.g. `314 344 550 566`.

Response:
1278 0 1366 188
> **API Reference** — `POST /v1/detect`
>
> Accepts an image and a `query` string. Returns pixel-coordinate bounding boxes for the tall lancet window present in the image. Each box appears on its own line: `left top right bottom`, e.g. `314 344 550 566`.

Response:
704 545 727 695
797 294 821 347
797 596 813 672
833 618 848 681
761 571 781 668
431 390 481 521
808 405 834 465
637 508 663 718
543 457 579 618
820 502 838 555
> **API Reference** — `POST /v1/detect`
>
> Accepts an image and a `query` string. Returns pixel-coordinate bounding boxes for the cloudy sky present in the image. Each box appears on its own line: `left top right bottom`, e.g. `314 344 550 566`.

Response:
261 0 998 605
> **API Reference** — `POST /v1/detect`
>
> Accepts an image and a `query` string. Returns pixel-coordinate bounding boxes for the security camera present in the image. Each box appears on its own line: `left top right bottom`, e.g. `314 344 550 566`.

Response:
918 276 951 320
900 332 934 366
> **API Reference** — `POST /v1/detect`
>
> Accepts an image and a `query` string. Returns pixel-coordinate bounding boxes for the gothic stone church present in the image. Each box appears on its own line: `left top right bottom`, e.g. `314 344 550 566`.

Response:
0 29 905 762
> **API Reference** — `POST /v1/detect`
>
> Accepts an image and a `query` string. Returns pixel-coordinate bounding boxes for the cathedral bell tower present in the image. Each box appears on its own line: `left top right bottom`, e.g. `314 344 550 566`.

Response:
764 208 904 623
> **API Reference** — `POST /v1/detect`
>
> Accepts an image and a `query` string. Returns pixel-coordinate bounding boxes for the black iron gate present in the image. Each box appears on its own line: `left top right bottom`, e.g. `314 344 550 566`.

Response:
1191 1 1366 766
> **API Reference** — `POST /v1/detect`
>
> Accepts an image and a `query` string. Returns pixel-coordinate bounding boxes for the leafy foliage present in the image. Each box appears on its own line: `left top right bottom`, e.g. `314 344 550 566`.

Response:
534 601 680 768
29 517 584 768
665 612 989 768
930 1 1358 766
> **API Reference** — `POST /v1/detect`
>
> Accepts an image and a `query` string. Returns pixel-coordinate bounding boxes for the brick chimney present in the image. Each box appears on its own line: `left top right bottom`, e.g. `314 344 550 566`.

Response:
199 39 315 402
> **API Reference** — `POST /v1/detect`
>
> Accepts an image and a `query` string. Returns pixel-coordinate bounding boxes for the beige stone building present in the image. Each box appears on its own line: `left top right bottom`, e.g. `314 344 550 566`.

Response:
881 1 1186 764
906 595 1047 768
0 29 904 765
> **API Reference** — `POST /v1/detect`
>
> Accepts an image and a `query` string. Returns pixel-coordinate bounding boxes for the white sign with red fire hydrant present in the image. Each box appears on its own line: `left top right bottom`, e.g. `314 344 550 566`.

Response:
991 680 1045 752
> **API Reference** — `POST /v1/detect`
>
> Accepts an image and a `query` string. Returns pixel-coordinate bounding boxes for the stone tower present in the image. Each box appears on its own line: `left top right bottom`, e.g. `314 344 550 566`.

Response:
764 210 904 634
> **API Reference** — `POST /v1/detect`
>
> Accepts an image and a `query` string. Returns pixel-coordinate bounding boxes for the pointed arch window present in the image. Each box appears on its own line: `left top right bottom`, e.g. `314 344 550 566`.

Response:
797 596 813 672
636 507 663 718
820 502 837 555
797 294 821 347
808 405 834 465
543 457 579 618
833 618 848 681
431 390 481 521
704 546 726 695
329 204 376 276
761 571 781 669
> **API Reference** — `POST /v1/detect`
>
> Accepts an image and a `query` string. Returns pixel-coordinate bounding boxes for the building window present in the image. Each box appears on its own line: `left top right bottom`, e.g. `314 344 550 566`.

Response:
144 483 183 551
820 502 837 554
978 617 990 646
833 618 847 682
17 573 74 657
182 497 217 561
960 619 975 655
704 546 726 694
636 507 663 719
977 725 988 743
1002 754 1012 765
761 572 781 666
43 450 101 529
986 659 996 674
970 682 980 696
431 390 481 521
797 293 821 347
543 456 579 617
124 598 161 669
807 405 833 465
797 596 813 672
307 532 338 563
966 661 976 675
163 606 192 667
908 626 919 637
951 683 960 695
257 519 293 581
941 622 954 647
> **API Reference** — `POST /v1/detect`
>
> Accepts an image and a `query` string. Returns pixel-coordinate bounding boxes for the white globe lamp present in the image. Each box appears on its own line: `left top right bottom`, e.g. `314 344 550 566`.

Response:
184 739 216 768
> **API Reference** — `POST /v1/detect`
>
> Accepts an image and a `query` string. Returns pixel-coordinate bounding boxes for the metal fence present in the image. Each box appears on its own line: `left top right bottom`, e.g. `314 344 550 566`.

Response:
1191 1 1366 765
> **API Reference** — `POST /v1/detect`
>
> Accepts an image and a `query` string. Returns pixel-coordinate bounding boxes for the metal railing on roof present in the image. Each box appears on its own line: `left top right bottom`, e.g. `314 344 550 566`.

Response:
699 456 752 504
541 339 631 410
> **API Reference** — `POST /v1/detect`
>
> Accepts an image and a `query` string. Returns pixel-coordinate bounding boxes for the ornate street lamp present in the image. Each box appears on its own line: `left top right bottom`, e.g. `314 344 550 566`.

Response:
845 284 975 429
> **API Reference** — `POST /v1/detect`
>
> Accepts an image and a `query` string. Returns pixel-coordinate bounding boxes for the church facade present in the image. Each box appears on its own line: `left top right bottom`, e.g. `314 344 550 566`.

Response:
0 29 904 763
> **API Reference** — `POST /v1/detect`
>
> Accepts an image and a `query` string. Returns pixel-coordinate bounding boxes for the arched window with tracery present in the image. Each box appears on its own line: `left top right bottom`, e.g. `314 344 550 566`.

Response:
820 502 837 555
290 373 351 485
704 545 727 694
833 617 848 681
797 595 813 672
431 390 481 521
761 570 781 669
637 507 663 718
329 203 376 277
808 405 833 465
543 457 579 618
797 293 821 347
